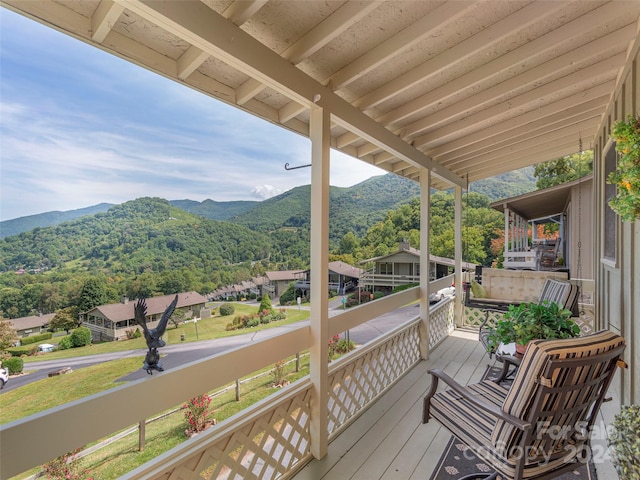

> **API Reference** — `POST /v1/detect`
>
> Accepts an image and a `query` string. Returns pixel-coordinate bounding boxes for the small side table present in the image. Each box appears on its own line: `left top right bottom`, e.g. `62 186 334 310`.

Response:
491 342 522 383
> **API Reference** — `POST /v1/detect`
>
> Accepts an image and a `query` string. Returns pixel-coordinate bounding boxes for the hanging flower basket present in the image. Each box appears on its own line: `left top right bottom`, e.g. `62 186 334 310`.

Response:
607 113 640 222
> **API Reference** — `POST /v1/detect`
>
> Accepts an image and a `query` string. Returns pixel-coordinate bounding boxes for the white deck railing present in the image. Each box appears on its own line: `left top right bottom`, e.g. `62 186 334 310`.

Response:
0 281 455 480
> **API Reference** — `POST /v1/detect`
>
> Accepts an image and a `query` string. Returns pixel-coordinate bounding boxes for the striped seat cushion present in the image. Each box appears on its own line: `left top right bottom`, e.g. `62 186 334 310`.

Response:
430 380 509 454
491 331 626 472
537 279 579 315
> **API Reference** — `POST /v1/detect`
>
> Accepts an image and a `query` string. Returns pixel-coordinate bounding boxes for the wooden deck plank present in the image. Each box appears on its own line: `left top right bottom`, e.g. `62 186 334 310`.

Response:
293 332 484 480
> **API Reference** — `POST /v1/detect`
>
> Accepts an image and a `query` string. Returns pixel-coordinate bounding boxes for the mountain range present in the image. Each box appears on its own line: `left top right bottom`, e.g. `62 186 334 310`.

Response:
0 170 535 240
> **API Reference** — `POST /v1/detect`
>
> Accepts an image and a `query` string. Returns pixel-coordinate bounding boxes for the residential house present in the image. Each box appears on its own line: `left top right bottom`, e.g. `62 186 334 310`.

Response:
294 260 363 296
264 270 306 298
2 3 639 480
81 292 208 342
7 313 54 338
359 241 476 291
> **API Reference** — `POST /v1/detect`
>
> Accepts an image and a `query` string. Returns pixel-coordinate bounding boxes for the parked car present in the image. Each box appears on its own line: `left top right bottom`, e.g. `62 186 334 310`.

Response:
0 366 8 389
429 292 444 304
38 343 56 353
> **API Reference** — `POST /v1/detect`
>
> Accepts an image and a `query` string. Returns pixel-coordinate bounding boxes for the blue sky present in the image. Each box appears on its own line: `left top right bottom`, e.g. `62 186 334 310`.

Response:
0 9 384 221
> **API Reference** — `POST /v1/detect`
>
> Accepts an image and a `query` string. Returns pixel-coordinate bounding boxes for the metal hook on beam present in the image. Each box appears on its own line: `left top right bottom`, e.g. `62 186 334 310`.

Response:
284 162 312 170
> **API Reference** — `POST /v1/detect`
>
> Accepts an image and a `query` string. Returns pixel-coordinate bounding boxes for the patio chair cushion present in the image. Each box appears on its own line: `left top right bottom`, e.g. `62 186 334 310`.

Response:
470 280 488 298
429 380 509 453
538 279 579 315
491 330 626 458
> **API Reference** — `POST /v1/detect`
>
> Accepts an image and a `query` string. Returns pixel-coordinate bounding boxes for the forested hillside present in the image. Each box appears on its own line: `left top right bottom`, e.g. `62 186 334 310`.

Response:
229 174 423 241
170 198 258 221
0 203 114 238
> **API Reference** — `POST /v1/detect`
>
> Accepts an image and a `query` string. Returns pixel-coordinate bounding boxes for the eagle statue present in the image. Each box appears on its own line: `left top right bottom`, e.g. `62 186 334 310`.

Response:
134 295 178 374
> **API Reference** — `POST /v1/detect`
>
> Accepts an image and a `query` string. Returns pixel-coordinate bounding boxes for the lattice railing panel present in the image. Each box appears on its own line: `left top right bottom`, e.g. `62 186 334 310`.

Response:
157 386 313 480
463 306 504 328
429 299 455 349
326 321 421 435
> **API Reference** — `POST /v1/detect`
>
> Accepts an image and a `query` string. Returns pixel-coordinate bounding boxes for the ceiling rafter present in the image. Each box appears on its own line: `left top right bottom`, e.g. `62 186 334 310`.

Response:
437 110 603 165
376 19 635 129
326 0 475 91
91 0 124 42
399 37 629 140
411 58 623 151
236 1 379 106
352 0 574 112
425 89 612 159
223 0 269 26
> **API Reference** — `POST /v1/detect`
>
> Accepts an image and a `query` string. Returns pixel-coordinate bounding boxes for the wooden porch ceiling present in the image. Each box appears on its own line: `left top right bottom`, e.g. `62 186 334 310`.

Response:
3 1 639 189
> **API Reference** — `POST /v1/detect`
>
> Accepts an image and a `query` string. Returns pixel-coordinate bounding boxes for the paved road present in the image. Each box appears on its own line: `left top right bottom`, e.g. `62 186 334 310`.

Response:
1 301 426 392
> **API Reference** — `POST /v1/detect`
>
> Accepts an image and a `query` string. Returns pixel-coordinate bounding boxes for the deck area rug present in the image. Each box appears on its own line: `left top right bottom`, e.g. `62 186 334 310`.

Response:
429 366 596 480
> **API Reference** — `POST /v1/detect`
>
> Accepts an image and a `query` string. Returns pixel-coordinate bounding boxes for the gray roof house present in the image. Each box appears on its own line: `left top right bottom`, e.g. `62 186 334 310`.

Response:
81 292 208 342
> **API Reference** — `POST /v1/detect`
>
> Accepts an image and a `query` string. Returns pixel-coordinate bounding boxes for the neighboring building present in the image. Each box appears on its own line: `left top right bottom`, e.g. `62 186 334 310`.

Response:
490 175 593 279
294 261 363 296
81 291 208 342
6 313 54 338
359 241 475 291
264 270 306 298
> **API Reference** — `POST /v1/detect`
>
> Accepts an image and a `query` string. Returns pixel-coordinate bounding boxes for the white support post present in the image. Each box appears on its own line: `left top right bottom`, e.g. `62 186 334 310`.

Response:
419 168 431 359
454 186 463 327
504 208 510 261
309 105 330 459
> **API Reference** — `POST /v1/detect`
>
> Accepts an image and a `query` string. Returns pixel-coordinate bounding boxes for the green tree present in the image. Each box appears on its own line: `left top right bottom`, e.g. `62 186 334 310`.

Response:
50 306 79 334
339 232 360 255
534 151 593 189
0 319 18 353
78 278 108 313
258 294 274 314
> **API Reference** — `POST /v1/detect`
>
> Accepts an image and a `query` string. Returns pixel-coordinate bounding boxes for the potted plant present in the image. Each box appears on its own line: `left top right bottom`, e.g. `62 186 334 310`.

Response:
486 301 580 356
607 113 640 222
608 404 640 479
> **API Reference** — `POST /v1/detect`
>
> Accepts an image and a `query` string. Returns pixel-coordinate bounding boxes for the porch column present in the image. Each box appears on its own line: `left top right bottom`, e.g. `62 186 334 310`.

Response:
504 207 510 260
454 185 463 327
309 105 330 459
419 168 431 359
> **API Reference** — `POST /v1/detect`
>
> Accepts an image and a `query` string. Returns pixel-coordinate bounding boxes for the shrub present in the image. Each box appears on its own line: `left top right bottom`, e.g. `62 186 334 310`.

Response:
372 291 385 300
41 447 92 480
7 346 33 357
19 332 53 346
609 404 640 479
57 336 73 350
257 294 274 314
183 394 215 434
219 303 235 316
271 360 288 387
3 356 24 374
70 327 92 348
125 328 142 340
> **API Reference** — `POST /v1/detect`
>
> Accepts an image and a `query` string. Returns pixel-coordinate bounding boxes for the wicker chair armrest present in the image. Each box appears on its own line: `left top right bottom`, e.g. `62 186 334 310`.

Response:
425 368 531 431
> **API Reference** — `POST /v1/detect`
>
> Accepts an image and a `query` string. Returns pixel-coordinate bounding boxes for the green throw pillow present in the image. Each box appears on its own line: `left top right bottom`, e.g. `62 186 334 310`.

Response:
470 280 488 298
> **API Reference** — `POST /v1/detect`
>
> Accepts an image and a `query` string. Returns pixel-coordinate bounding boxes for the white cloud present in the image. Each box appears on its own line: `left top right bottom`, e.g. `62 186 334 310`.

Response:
251 185 284 200
0 11 387 221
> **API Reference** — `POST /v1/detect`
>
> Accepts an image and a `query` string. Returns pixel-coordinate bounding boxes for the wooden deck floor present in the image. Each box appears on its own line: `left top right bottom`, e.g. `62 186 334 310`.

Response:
293 328 618 480
293 328 488 480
